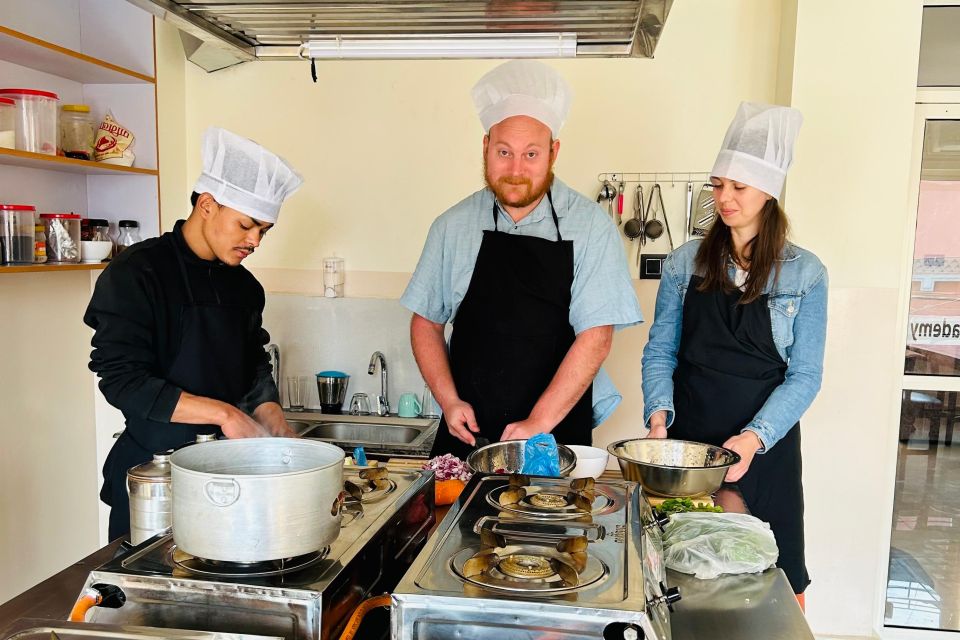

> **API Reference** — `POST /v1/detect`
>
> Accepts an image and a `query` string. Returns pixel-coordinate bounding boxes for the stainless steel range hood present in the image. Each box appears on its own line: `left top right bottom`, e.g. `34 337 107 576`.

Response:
128 1 672 72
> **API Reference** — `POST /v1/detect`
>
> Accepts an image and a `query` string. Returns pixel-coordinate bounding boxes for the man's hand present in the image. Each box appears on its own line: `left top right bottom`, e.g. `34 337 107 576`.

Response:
253 402 297 437
221 405 272 439
722 430 764 482
501 418 551 441
647 410 668 439
443 399 480 445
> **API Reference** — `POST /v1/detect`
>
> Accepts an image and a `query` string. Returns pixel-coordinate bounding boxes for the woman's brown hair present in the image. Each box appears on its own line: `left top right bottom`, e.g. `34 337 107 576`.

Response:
694 198 789 304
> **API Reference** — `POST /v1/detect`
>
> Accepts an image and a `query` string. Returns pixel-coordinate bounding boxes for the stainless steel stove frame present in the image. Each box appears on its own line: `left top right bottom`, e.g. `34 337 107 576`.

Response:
79 467 435 640
391 474 677 640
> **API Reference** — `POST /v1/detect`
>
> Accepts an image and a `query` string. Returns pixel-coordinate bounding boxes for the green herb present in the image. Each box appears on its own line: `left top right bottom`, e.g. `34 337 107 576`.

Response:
655 497 724 515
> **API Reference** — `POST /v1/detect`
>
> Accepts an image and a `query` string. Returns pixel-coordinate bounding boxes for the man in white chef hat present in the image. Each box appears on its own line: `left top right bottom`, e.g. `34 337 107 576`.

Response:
84 126 303 539
401 60 642 460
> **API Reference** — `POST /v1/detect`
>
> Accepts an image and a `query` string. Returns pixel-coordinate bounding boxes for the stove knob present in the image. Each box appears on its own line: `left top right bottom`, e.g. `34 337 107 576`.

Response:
656 581 681 612
653 509 670 532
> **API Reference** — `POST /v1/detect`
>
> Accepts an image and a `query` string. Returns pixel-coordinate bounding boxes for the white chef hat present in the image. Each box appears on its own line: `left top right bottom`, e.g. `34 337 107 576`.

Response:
192 127 303 224
710 102 803 200
471 60 572 138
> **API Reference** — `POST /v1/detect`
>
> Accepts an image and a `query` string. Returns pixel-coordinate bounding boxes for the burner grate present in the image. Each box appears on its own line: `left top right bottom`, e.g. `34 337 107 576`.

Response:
171 547 330 578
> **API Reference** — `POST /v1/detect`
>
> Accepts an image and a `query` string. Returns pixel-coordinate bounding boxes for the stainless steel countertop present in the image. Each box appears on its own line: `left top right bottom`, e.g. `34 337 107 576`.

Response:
670 569 813 639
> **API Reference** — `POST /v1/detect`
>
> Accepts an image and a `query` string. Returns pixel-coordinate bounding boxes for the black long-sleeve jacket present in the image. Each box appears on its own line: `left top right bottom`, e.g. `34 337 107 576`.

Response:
83 220 278 424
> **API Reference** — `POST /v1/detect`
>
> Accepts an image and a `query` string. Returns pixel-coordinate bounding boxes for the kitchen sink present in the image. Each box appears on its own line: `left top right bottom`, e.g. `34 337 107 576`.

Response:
284 411 439 454
296 422 421 444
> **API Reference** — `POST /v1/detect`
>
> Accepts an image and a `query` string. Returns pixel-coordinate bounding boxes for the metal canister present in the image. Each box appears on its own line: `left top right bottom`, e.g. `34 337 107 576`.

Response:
127 451 173 545
127 434 219 544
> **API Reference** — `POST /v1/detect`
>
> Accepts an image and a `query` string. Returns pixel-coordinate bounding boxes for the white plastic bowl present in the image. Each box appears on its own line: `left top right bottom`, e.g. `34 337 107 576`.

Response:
567 445 609 479
81 240 112 263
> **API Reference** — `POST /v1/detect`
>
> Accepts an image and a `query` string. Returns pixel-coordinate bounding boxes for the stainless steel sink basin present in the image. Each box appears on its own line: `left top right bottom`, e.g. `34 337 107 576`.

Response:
284 412 439 453
300 422 422 444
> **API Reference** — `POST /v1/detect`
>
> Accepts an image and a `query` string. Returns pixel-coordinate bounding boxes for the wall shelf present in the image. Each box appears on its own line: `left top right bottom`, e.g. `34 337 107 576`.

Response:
0 262 107 274
0 25 155 84
0 147 157 175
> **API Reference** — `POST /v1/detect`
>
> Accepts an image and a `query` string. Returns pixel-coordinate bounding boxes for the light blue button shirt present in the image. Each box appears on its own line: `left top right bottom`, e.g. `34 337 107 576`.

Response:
400 178 643 426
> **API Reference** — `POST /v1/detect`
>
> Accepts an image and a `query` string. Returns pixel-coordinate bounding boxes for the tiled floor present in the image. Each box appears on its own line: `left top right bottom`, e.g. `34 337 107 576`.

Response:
886 399 960 630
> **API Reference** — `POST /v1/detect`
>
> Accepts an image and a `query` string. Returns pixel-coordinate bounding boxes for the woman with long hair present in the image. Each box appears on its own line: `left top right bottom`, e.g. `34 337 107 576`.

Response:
641 102 827 607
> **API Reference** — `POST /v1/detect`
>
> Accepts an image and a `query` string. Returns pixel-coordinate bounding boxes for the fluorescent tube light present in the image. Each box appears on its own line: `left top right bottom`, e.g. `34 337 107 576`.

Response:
298 33 577 60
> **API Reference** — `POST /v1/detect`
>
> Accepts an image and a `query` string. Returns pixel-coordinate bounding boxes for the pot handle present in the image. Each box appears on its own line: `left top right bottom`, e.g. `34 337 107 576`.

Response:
204 478 241 507
331 490 348 516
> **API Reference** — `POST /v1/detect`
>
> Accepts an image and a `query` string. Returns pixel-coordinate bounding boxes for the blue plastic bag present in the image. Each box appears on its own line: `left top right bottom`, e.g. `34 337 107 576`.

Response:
520 433 561 477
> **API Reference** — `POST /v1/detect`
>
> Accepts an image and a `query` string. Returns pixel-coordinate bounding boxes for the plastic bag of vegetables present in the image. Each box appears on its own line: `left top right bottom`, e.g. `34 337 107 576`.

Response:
661 512 779 579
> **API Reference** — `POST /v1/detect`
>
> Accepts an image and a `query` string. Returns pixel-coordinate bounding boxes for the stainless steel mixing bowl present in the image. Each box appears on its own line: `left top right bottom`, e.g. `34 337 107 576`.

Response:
607 438 740 497
466 439 577 477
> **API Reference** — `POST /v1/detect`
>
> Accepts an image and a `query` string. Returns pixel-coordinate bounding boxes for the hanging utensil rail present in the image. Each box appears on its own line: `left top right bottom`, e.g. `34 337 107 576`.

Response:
597 171 711 185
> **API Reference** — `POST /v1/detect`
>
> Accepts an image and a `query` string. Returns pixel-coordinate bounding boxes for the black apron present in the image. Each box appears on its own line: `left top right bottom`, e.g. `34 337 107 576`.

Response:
101 240 254 539
430 191 593 460
670 275 809 594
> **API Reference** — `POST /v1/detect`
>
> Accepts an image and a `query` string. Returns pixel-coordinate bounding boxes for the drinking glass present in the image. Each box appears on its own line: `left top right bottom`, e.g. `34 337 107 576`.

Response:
286 375 309 411
350 393 371 416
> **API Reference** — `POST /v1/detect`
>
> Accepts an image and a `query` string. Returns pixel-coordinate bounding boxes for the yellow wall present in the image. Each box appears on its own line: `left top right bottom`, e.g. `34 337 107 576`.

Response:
156 1 926 636
787 1 922 635
162 0 784 471
0 272 100 604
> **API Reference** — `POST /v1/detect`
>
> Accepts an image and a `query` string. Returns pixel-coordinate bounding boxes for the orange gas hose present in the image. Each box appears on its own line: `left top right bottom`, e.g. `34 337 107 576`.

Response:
337 593 392 640
68 588 103 622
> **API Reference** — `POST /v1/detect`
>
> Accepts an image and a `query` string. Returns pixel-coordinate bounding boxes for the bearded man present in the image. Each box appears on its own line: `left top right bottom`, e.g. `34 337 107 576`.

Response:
400 60 642 458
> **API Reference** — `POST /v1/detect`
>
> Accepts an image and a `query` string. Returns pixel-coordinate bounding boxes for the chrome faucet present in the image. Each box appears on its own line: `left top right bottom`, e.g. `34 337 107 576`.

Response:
368 351 389 416
266 343 281 394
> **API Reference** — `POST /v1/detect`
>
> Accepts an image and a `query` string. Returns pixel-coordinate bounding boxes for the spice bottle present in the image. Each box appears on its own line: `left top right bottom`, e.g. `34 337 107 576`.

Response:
117 220 142 253
34 222 46 263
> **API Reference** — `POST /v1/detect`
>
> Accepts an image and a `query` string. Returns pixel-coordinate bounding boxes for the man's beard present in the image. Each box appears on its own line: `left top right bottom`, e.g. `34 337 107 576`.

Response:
484 162 555 209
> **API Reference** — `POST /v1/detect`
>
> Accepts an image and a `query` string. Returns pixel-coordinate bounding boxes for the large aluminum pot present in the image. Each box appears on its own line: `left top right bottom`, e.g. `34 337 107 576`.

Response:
170 438 344 562
607 438 740 498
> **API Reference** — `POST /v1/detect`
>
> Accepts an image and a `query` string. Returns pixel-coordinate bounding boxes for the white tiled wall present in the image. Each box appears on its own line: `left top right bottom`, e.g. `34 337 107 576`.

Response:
262 294 437 411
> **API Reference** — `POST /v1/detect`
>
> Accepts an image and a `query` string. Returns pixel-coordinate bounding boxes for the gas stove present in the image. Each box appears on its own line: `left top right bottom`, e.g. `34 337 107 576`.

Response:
78 466 435 640
392 473 680 640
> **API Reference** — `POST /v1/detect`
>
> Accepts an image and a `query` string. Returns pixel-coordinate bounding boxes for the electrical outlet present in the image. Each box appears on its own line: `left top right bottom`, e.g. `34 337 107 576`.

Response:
639 254 667 279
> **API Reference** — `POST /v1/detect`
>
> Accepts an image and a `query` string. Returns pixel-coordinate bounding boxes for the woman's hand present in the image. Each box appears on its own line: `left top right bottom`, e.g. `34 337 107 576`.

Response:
647 410 668 438
721 431 764 482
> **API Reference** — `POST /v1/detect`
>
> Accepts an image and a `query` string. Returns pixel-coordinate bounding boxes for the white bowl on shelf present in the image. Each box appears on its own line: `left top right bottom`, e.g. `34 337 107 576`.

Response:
567 445 610 479
81 240 112 263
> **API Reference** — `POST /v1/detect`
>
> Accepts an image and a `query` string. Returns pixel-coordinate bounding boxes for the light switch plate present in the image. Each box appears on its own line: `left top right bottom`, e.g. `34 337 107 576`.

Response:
639 254 667 279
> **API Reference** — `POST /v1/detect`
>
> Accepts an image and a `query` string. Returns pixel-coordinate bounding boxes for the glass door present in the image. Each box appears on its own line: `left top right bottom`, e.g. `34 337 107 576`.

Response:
886 105 960 631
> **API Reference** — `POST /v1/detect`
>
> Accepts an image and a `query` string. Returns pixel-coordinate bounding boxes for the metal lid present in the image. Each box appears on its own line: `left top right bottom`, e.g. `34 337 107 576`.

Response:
127 451 173 482
118 220 139 228
195 433 217 443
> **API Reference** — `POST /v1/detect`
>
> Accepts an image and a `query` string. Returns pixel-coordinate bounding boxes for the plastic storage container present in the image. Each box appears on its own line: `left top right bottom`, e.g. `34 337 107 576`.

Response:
0 204 37 264
60 104 95 160
0 97 15 149
40 213 81 263
117 219 142 252
0 89 59 155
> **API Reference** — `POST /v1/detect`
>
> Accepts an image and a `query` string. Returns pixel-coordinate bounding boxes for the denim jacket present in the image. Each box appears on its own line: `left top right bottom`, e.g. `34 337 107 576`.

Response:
641 238 828 452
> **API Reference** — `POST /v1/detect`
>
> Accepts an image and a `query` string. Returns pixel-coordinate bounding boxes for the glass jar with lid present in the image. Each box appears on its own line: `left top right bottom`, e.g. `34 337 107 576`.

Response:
0 97 15 149
60 104 95 160
117 219 142 253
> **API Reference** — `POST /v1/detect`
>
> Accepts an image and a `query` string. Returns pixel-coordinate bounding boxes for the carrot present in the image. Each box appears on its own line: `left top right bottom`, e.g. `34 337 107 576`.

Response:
435 479 466 505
